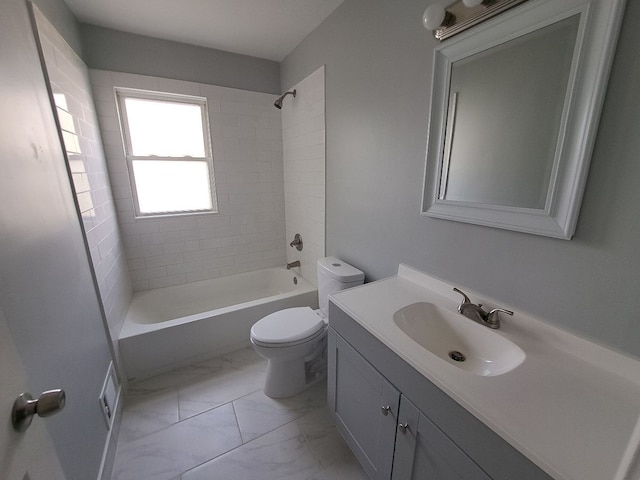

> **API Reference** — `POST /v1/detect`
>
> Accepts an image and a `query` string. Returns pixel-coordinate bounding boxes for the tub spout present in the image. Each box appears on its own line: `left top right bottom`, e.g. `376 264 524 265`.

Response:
286 261 301 270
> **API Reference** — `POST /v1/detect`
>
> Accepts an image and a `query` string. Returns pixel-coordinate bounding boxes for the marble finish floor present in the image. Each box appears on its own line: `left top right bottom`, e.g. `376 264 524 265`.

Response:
111 348 368 480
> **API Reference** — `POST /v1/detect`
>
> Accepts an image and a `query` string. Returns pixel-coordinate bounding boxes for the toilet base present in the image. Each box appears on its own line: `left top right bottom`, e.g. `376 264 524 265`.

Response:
258 337 327 398
264 360 326 398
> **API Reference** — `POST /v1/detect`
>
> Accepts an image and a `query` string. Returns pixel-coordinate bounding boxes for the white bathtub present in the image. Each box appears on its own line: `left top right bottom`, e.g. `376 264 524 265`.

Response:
119 267 317 380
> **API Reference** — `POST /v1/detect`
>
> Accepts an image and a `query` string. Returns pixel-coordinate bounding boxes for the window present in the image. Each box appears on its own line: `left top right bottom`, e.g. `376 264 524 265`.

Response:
115 88 217 217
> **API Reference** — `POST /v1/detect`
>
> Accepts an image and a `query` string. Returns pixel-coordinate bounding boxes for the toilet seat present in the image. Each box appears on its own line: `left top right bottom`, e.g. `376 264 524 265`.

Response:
251 307 325 346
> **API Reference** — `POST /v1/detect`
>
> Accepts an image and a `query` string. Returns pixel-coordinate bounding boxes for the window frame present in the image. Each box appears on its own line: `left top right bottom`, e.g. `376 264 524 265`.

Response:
115 87 218 219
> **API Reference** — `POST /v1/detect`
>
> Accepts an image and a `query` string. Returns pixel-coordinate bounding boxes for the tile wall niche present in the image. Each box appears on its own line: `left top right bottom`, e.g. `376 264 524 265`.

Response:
90 71 287 291
36 16 132 355
281 66 326 286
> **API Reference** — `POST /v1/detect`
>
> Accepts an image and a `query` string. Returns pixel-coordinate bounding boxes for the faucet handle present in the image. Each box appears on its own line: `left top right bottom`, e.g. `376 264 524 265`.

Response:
452 287 471 304
486 308 513 329
453 288 473 315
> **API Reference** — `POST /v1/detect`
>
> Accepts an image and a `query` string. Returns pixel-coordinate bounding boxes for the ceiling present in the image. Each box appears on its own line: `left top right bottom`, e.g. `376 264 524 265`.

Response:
64 0 344 62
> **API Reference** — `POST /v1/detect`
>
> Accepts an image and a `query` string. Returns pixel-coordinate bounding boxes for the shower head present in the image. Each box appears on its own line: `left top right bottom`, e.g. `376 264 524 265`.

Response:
274 89 296 109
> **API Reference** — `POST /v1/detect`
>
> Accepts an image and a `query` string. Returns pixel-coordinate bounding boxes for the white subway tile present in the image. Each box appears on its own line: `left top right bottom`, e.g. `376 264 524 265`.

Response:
148 274 187 289
87 68 305 291
163 240 200 254
127 258 146 271
199 237 233 249
182 248 219 262
186 268 220 283
130 266 167 281
235 252 263 264
131 280 150 291
126 244 163 259
144 253 184 268
201 256 236 270
158 78 201 96
166 261 202 276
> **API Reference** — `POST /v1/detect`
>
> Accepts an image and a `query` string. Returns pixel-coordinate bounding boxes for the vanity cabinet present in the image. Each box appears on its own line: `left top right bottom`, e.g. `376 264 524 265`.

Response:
329 330 491 480
328 301 553 480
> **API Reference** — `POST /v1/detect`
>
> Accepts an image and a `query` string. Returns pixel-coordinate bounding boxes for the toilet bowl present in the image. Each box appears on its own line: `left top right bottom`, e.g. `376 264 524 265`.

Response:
250 257 364 398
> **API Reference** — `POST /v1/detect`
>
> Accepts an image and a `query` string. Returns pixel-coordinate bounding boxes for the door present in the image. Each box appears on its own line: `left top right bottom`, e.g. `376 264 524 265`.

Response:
1 1 115 478
0 308 66 480
392 396 492 480
328 329 400 480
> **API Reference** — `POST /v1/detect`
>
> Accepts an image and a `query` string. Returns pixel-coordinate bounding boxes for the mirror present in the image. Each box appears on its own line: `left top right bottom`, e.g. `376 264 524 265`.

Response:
422 0 626 239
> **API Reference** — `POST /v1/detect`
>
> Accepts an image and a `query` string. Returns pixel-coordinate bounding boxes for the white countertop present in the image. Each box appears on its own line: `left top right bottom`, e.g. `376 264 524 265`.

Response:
330 264 640 480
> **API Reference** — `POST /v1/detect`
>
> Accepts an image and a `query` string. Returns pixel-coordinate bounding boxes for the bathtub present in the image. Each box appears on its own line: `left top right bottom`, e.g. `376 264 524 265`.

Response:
119 267 317 380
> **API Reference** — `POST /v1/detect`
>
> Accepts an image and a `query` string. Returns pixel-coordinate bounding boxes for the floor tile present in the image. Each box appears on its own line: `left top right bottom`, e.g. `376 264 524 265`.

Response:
118 389 179 445
297 407 353 469
178 363 266 420
112 403 241 480
303 452 369 480
233 382 327 442
127 357 226 394
181 422 318 480
111 348 367 480
219 347 266 370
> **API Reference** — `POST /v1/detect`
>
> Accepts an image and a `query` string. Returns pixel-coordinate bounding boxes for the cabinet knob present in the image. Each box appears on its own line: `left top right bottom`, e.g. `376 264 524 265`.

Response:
381 405 391 416
398 422 409 433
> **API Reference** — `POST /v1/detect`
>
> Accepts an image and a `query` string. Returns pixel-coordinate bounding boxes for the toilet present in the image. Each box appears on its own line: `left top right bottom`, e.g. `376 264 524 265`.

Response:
250 257 364 398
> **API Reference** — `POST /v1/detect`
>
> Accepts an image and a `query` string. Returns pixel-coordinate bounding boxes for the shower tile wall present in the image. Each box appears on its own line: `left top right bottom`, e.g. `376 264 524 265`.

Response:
282 66 326 286
36 17 132 350
90 71 287 291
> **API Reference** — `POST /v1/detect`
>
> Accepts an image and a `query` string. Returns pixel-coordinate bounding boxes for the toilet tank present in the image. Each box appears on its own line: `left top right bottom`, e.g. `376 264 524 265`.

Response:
317 257 364 316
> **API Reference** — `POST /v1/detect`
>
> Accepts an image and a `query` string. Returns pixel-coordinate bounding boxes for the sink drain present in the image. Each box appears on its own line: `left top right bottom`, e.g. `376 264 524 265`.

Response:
449 351 466 362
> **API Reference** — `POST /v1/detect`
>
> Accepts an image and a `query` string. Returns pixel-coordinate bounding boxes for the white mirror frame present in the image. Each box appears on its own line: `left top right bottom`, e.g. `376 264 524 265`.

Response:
422 0 626 239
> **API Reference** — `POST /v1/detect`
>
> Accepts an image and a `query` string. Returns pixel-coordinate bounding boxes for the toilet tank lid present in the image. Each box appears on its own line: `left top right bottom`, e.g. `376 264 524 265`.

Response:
317 257 364 283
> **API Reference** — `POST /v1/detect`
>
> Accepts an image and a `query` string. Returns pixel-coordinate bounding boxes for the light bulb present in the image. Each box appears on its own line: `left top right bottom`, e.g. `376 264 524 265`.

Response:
462 0 484 7
422 4 446 30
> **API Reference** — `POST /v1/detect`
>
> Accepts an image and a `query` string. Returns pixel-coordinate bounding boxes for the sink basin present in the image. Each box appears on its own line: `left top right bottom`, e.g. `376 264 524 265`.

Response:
393 302 525 376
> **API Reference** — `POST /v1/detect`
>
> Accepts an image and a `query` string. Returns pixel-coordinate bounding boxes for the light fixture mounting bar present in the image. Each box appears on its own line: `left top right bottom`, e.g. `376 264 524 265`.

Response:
435 0 529 40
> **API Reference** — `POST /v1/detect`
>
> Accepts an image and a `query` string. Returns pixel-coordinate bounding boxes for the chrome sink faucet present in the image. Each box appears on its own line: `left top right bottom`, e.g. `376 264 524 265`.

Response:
453 288 513 329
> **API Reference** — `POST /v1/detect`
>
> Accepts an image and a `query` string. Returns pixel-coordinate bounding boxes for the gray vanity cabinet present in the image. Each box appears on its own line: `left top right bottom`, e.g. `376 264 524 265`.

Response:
328 330 399 479
392 396 492 480
328 301 553 480
329 328 491 480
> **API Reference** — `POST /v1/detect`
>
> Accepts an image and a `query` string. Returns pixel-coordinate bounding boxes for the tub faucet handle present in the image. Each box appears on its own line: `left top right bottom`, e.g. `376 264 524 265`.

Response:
289 233 303 251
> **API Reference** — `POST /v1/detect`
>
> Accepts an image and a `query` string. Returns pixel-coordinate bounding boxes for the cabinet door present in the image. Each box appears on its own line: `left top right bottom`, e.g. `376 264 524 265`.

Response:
328 329 400 480
392 396 492 480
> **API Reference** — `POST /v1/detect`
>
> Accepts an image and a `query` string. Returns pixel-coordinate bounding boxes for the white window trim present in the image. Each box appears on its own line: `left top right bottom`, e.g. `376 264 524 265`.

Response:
115 87 218 219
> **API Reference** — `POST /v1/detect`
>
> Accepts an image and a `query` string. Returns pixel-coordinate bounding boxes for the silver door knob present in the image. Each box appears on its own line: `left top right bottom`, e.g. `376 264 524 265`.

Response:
12 389 66 432
398 422 409 433
381 405 391 416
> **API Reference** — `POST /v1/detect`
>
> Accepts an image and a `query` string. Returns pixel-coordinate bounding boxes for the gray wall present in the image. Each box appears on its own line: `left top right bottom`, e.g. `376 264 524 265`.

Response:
81 24 281 94
281 0 640 359
1 0 115 478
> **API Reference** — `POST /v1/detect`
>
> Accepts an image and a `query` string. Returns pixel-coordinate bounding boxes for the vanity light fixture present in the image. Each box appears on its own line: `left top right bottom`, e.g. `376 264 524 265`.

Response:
422 4 455 31
422 0 529 40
